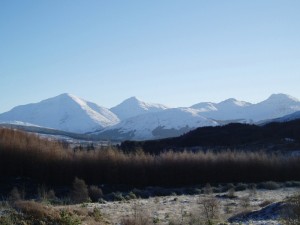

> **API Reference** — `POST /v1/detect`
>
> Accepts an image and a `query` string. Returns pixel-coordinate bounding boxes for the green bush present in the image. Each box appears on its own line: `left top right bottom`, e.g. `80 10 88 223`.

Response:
125 191 137 200
111 192 125 201
59 210 81 225
89 207 103 222
0 214 15 225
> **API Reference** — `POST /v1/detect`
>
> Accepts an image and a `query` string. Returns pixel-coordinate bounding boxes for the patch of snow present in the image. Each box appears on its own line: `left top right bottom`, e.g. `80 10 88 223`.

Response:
0 120 42 127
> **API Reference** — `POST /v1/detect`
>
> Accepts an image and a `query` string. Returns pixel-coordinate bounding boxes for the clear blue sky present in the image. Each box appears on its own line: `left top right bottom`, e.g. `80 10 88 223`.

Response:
1 0 300 113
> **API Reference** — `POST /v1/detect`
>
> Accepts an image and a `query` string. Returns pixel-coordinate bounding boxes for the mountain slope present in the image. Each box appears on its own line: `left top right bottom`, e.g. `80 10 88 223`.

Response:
197 98 252 121
191 94 300 122
121 119 300 154
96 108 218 140
246 94 300 122
0 93 119 133
110 96 168 120
1 93 300 140
264 110 300 123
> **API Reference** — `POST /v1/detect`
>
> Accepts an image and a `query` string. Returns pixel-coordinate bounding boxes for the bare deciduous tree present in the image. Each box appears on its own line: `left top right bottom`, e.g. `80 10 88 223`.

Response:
198 196 220 225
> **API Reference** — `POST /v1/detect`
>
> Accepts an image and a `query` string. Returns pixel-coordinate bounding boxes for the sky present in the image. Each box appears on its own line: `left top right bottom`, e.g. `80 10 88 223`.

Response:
0 0 300 113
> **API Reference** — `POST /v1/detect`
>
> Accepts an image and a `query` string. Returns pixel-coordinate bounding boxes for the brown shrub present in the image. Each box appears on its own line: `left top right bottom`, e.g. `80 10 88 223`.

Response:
89 185 103 202
13 200 60 220
71 177 90 204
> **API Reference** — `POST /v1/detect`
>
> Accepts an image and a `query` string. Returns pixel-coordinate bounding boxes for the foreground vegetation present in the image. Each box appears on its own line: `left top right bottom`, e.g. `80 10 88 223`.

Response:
1 128 300 224
1 186 300 225
0 200 106 225
1 128 300 187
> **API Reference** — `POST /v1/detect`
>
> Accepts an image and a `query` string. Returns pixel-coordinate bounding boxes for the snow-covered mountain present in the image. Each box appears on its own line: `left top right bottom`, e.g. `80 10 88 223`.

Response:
0 93 119 133
191 94 300 123
192 98 252 121
1 93 300 140
191 102 218 112
110 96 168 120
97 108 218 140
247 94 300 122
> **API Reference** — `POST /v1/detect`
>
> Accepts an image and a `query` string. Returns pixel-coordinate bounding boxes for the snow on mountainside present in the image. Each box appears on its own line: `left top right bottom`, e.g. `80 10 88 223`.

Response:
247 93 300 122
97 108 218 140
110 96 168 120
1 93 300 140
190 102 218 112
0 93 119 133
0 120 42 127
191 98 252 121
191 94 300 122
192 98 251 112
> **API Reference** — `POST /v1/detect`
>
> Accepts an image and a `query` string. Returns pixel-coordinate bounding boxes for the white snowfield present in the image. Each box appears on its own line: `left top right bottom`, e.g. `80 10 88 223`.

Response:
102 108 218 140
0 93 119 133
0 93 300 140
191 94 300 122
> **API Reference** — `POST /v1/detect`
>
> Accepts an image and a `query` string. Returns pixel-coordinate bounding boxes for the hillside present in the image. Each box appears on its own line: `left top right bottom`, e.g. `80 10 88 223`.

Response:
121 119 300 154
97 108 218 140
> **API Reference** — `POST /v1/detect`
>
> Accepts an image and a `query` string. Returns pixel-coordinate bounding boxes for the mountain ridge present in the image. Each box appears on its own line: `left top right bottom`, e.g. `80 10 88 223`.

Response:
1 93 300 140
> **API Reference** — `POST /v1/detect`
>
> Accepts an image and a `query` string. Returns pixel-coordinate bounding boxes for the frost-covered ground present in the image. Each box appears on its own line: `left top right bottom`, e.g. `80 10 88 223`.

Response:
83 187 299 225
1 187 298 224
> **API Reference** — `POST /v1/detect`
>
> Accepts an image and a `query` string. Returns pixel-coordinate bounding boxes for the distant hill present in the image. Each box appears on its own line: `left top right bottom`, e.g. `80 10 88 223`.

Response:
120 119 300 154
0 122 91 140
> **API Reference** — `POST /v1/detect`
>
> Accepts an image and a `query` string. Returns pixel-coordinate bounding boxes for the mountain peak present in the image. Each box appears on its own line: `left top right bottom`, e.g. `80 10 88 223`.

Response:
218 98 251 107
266 93 299 102
219 98 238 103
111 97 168 120
0 93 119 133
49 93 78 102
123 96 142 103
56 93 74 98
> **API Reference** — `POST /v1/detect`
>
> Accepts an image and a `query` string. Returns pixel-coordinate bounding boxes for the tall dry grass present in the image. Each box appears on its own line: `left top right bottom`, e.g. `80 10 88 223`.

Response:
1 128 300 186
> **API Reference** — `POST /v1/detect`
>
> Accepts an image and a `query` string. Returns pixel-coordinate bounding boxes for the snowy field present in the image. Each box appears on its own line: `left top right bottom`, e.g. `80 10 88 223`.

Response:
79 187 299 225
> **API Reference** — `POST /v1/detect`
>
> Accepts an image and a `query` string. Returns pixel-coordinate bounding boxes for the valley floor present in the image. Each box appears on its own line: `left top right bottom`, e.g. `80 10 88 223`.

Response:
60 187 299 225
